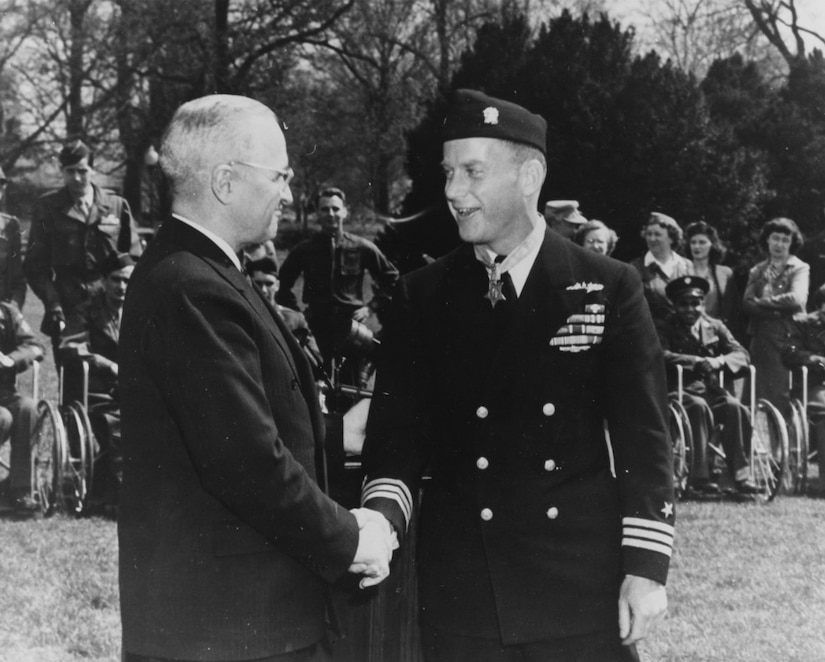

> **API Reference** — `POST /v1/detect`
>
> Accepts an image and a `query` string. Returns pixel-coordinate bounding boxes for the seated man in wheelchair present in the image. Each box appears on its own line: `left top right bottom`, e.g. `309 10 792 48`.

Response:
782 285 825 494
657 275 760 496
0 302 44 517
59 252 134 512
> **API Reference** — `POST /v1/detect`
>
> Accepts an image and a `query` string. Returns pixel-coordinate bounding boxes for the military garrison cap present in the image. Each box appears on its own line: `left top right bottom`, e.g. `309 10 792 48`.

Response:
59 139 93 168
99 252 135 276
545 200 585 224
665 275 709 301
442 89 547 155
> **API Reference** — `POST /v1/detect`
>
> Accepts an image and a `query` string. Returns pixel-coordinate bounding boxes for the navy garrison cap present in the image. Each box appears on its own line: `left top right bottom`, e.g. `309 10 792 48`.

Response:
59 139 93 168
442 89 547 155
665 275 709 301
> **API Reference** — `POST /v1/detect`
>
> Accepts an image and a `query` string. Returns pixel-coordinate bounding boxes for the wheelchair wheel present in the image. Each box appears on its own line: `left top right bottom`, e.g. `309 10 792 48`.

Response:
750 399 788 502
32 400 65 515
55 403 96 515
668 400 694 500
784 399 809 495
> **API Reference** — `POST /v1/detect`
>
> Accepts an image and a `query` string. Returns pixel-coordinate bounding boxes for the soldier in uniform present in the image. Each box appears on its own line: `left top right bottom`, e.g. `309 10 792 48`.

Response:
0 300 44 517
0 166 26 309
24 140 143 338
656 275 760 496
782 285 825 494
276 187 398 383
360 89 673 661
543 199 586 239
248 255 324 378
59 253 135 511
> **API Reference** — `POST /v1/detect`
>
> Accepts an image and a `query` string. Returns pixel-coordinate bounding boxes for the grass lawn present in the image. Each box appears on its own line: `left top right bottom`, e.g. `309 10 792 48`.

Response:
0 498 823 661
1 290 823 661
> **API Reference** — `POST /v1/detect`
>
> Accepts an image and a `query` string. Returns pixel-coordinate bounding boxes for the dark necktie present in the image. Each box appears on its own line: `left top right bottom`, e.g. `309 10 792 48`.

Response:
495 255 517 303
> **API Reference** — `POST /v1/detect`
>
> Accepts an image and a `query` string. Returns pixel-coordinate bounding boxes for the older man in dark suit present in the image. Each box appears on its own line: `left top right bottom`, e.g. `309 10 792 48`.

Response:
360 89 674 662
118 94 395 662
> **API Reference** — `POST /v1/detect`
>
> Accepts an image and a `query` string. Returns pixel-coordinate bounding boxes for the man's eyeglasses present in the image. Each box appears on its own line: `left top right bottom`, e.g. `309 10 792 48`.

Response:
230 160 294 186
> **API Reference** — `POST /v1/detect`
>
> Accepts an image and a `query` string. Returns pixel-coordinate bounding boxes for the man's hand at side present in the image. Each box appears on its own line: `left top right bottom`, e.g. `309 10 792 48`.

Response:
348 507 398 588
618 574 667 646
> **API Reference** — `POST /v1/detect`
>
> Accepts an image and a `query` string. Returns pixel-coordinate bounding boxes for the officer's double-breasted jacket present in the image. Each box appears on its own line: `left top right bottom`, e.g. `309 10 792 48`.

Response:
25 184 142 314
361 227 674 644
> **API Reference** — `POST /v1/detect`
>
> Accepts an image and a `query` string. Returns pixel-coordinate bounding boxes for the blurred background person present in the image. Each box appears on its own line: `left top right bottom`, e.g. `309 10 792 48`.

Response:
685 221 744 341
657 276 758 497
0 166 26 310
0 300 44 518
573 219 618 256
276 186 398 387
543 199 586 239
248 255 324 379
743 217 809 410
25 140 143 340
631 212 692 322
59 253 135 513
782 286 825 496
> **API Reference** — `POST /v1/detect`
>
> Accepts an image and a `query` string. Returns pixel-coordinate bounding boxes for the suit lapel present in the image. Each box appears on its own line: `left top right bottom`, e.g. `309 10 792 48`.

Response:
165 218 329 482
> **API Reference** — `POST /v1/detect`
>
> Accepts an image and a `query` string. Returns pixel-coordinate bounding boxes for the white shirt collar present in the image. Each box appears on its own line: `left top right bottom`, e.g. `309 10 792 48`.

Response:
643 251 678 278
475 214 545 296
172 213 242 271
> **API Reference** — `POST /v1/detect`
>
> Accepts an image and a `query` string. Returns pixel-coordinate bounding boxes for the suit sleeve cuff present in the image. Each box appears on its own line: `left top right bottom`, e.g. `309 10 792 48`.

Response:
622 516 674 585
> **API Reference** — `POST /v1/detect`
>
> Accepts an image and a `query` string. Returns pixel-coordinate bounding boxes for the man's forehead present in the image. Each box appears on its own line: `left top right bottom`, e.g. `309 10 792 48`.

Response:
63 157 92 171
443 137 503 161
319 195 345 208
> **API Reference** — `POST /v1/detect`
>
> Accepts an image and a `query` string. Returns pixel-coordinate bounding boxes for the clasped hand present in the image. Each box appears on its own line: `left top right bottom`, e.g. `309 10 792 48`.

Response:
348 507 399 589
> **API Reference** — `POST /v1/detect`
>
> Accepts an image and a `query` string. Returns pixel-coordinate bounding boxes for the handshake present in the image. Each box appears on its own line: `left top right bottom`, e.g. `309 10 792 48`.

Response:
347 507 399 589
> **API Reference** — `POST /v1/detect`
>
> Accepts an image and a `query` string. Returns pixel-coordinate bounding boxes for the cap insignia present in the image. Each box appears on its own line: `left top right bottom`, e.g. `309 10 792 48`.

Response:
482 107 499 125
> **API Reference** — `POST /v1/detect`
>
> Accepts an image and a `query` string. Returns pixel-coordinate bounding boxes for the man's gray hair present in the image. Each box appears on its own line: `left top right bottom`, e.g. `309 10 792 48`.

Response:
160 94 278 198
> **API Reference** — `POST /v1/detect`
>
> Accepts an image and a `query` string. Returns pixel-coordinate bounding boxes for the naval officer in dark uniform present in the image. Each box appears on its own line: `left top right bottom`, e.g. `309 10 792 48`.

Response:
360 89 674 661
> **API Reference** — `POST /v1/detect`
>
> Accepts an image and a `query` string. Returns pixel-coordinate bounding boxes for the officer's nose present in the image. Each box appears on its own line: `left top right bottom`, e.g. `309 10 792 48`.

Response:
444 173 466 202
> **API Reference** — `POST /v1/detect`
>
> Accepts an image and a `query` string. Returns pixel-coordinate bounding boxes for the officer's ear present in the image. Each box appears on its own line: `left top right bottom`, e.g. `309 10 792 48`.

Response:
211 164 234 204
519 158 545 198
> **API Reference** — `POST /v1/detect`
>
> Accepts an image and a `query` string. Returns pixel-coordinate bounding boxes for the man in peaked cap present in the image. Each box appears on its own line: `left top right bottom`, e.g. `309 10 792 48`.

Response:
658 275 760 497
25 139 143 340
360 88 673 661
545 199 586 239
0 167 26 309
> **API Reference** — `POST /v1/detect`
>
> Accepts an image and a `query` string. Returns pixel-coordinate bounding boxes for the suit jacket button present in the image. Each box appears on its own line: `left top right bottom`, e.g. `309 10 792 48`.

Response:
476 406 489 419
546 506 559 520
476 457 489 470
544 459 556 472
480 508 493 521
290 378 299 391
542 403 556 416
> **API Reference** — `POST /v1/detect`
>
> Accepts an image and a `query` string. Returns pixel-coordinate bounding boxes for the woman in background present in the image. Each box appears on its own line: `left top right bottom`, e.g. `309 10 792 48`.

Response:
685 221 743 340
631 212 692 322
573 219 618 256
743 217 809 409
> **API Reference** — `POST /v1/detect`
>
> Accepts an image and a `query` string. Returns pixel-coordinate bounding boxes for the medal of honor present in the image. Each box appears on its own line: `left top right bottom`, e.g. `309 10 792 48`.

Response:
486 278 507 308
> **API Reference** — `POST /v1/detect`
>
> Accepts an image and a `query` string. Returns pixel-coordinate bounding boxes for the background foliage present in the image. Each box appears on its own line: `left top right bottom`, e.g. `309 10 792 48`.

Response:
2 0 825 267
